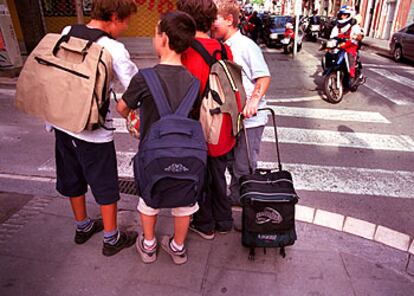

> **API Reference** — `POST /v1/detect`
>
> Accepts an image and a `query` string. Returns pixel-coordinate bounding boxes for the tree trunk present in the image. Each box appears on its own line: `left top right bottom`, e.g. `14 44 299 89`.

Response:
14 0 46 54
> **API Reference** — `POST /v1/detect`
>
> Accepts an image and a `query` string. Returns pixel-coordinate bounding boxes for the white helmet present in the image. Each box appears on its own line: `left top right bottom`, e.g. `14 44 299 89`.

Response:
337 5 354 26
285 22 293 29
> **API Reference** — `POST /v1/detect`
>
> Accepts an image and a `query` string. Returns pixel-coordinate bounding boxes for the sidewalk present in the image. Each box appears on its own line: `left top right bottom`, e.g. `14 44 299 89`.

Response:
0 190 413 296
361 36 390 54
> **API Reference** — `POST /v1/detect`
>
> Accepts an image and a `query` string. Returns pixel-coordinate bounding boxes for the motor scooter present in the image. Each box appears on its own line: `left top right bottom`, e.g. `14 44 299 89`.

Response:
321 39 365 103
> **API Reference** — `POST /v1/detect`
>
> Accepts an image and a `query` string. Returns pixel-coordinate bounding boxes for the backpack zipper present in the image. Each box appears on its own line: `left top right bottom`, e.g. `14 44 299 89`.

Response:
240 192 298 201
35 56 89 79
240 178 293 187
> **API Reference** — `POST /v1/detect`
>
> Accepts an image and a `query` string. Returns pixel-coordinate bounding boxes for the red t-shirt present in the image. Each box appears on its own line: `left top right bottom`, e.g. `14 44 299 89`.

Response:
182 37 239 157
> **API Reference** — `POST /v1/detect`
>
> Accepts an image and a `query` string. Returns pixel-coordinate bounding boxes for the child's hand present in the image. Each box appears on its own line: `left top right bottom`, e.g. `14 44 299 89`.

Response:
243 98 259 118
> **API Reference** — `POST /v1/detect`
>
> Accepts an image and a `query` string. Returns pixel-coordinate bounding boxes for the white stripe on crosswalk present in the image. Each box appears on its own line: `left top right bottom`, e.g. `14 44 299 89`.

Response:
266 96 322 103
112 118 413 151
267 105 390 123
369 68 414 90
364 63 414 71
262 126 414 152
363 76 413 105
38 152 414 199
0 89 16 97
258 161 414 199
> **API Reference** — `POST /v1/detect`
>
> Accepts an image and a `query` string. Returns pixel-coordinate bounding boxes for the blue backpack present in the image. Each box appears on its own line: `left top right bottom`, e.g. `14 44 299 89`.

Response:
134 68 207 209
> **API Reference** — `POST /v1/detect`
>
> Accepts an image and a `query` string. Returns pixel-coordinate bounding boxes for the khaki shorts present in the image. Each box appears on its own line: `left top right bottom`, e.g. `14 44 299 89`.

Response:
137 198 199 217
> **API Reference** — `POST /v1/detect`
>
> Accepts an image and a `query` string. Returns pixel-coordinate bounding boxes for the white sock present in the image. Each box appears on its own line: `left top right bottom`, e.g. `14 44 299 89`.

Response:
170 239 184 252
143 238 156 250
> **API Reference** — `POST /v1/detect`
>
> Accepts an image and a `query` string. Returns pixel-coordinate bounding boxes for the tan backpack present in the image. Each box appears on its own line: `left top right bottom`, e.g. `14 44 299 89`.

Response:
191 40 246 145
15 26 113 133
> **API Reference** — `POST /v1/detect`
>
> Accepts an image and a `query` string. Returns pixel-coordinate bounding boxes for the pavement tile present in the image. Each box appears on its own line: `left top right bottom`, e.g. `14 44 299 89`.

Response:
374 225 410 252
298 223 409 275
119 281 201 296
271 249 355 296
0 255 62 296
203 267 277 296
341 253 412 283
352 279 414 296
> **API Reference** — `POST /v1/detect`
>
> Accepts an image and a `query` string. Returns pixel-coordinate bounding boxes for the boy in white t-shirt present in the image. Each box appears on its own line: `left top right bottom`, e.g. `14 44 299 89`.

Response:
212 0 271 205
52 0 138 256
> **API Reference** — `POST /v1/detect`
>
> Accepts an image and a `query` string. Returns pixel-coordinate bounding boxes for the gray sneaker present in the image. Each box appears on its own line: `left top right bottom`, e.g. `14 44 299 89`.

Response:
136 233 157 264
160 236 188 265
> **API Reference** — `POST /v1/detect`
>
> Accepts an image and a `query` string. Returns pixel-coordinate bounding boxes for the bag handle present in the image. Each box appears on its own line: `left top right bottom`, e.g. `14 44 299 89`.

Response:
240 108 282 174
52 34 93 56
140 68 172 117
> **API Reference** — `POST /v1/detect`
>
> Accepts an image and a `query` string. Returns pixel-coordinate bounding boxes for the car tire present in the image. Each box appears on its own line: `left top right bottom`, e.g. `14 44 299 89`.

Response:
393 45 403 62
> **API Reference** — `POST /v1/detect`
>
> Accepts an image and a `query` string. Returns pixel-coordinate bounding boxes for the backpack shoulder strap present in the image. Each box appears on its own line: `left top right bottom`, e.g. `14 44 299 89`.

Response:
140 68 172 117
68 24 112 41
175 78 200 117
191 39 216 66
219 42 228 60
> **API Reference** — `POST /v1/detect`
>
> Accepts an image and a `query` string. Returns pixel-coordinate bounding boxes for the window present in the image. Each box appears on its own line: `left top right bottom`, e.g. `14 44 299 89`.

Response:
406 24 414 34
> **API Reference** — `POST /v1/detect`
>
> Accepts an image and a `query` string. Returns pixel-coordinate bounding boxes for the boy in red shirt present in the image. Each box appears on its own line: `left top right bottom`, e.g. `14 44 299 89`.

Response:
178 0 240 239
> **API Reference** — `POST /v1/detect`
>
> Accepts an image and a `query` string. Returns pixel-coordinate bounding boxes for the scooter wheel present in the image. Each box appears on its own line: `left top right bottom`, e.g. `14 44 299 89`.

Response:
324 72 343 104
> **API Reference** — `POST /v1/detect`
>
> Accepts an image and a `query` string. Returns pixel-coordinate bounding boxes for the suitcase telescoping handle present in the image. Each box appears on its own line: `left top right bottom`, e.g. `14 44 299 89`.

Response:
239 108 282 174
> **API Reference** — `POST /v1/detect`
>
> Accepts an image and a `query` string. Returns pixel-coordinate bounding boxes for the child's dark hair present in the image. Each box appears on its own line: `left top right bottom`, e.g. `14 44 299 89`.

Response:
158 11 196 54
177 0 217 33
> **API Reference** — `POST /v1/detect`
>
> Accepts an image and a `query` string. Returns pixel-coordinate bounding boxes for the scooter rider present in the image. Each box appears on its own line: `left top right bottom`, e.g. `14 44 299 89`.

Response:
330 5 364 82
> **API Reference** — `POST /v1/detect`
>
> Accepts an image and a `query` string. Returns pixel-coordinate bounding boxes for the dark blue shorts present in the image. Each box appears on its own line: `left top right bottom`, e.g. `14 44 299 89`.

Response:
55 129 120 205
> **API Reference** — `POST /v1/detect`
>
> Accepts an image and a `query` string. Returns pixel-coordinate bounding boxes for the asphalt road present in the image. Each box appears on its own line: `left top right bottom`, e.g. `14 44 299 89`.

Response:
0 40 413 237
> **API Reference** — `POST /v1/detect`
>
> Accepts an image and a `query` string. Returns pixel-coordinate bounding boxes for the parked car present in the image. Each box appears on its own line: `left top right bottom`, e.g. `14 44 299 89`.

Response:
263 15 304 48
390 23 414 62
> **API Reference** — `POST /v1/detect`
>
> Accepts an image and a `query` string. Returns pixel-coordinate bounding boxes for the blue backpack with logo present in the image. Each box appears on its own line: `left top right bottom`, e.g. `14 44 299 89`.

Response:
134 68 207 209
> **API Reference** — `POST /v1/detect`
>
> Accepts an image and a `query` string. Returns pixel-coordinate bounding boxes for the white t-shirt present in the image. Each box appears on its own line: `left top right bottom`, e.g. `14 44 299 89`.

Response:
225 30 271 128
51 26 138 143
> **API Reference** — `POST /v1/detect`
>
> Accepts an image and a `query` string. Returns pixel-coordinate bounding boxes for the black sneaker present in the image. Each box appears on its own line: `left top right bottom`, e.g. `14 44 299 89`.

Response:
102 230 138 257
215 225 232 234
189 223 215 240
74 218 104 245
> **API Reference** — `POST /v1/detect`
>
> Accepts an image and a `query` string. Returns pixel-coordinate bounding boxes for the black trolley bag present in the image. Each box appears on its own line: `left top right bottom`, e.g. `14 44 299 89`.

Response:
240 108 299 260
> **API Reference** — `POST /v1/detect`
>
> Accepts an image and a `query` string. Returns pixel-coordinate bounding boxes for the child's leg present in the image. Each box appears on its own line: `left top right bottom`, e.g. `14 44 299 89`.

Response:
70 195 88 221
140 213 157 241
100 202 117 232
173 215 191 245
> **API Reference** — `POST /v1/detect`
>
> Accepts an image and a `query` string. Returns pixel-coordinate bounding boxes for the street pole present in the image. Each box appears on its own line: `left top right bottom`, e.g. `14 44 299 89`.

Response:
293 0 302 58
75 0 84 24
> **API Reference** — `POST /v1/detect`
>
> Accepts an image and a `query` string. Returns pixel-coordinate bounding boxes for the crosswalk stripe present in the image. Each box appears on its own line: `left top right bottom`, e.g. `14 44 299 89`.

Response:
363 76 413 105
369 68 414 90
266 95 322 103
257 161 414 199
267 105 390 123
363 63 414 71
112 118 413 152
262 126 414 152
38 151 414 199
111 105 391 129
0 89 16 97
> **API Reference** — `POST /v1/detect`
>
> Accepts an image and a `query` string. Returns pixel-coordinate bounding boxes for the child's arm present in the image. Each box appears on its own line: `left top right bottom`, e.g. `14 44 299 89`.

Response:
243 76 271 118
116 99 131 118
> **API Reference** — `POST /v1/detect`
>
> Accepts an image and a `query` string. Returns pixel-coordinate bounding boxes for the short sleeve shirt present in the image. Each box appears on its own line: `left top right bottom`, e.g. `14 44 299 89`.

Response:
122 64 195 140
225 30 270 128
52 26 138 143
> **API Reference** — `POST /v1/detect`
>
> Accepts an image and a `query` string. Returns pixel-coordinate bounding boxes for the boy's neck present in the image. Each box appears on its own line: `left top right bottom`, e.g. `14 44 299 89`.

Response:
195 31 210 39
159 51 182 66
223 26 239 42
87 20 110 34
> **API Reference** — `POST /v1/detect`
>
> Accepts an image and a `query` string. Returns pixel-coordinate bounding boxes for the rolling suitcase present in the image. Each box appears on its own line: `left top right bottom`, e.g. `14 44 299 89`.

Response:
240 108 299 260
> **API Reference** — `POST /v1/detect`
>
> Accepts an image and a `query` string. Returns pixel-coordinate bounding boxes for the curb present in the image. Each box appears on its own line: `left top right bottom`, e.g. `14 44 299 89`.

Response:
2 172 412 257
